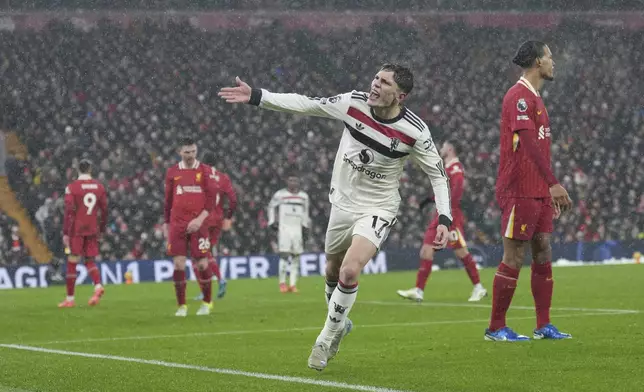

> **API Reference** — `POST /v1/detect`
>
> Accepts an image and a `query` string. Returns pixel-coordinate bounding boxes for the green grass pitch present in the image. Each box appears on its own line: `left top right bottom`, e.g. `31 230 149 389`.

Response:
1 264 643 392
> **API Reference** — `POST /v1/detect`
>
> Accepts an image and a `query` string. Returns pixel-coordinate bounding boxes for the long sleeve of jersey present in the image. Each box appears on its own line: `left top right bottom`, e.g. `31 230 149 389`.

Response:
249 88 350 120
517 129 558 186
411 137 453 226
164 169 173 224
222 175 237 219
267 192 280 226
63 187 75 236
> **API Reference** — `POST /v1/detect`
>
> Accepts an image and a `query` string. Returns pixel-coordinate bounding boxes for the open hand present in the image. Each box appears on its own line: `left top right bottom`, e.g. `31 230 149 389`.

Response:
218 77 252 103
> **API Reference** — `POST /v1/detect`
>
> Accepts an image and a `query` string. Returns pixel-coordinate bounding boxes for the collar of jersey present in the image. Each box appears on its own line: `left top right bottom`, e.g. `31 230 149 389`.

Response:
370 106 407 124
445 157 460 167
518 77 540 97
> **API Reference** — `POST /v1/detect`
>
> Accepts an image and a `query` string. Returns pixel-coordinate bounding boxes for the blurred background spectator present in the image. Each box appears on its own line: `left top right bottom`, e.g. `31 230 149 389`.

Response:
0 5 642 262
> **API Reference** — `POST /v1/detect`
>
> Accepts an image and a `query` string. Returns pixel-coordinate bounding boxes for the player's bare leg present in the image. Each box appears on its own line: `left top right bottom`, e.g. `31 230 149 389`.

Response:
59 256 79 308
485 237 529 341
454 248 487 302
289 253 300 293
531 233 571 339
173 256 188 317
324 251 344 304
195 257 213 316
308 236 374 371
86 257 105 306
397 245 434 302
278 252 289 293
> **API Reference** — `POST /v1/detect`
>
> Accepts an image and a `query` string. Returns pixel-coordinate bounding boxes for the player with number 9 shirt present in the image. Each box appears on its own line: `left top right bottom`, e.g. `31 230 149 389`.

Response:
59 159 108 308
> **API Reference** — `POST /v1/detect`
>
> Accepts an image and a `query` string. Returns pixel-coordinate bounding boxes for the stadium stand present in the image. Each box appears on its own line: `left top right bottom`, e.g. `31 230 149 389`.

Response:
0 12 642 263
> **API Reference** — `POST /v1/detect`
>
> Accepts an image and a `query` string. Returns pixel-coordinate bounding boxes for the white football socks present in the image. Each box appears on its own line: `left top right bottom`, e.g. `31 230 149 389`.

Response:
278 257 288 284
317 281 358 346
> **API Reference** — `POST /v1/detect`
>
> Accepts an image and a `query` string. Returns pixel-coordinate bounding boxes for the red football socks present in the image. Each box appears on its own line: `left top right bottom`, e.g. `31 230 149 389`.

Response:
208 256 222 282
85 259 101 285
173 270 186 306
66 262 77 297
489 262 520 331
460 253 481 285
200 267 214 303
415 259 433 290
531 261 553 329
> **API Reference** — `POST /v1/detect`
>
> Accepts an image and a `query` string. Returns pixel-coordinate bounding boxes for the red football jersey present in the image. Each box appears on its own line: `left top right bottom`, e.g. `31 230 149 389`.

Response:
444 158 465 227
63 174 108 236
164 160 212 225
496 77 552 199
203 165 237 227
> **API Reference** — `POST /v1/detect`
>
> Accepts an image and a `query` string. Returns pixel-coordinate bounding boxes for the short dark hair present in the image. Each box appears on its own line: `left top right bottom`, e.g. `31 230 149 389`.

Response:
445 139 460 155
177 136 196 147
202 151 217 166
380 63 414 94
512 41 547 69
79 159 92 174
286 170 299 179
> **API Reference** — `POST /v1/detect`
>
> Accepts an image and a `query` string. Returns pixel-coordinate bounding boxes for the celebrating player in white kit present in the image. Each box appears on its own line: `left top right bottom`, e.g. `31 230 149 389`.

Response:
267 172 310 293
219 63 452 371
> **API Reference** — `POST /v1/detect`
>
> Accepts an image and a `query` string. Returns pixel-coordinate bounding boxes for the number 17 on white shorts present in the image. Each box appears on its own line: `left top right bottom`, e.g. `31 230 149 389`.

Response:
324 206 397 255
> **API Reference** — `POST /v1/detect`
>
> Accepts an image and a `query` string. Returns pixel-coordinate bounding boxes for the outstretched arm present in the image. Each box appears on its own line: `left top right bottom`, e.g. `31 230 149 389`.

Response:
219 77 349 119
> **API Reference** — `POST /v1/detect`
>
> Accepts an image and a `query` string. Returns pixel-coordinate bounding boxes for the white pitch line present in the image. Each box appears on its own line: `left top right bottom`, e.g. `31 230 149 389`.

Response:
361 300 641 314
0 344 410 392
17 311 628 346
256 299 641 314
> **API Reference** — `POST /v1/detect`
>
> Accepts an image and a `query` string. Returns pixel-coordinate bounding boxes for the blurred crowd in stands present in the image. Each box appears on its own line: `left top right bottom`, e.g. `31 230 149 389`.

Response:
0 17 642 264
2 0 642 11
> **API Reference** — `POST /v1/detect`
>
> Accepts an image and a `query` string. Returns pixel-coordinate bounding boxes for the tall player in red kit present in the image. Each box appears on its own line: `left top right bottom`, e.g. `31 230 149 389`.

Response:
397 140 487 302
59 159 107 308
192 151 237 301
165 137 216 317
485 41 573 341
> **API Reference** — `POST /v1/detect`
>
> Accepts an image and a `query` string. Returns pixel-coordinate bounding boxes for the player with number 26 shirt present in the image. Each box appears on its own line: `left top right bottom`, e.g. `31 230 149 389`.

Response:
60 159 107 308
164 137 216 317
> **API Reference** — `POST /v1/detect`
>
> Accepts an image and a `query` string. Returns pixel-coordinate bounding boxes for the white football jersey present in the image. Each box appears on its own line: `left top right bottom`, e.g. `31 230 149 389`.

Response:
255 89 452 221
267 188 310 232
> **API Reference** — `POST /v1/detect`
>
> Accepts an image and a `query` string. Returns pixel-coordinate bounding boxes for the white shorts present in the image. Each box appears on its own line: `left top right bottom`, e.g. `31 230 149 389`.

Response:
278 229 303 255
324 205 397 255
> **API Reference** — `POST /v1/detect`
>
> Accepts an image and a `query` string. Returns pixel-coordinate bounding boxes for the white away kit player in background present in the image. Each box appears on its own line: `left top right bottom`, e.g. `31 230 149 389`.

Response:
219 63 452 371
267 172 310 293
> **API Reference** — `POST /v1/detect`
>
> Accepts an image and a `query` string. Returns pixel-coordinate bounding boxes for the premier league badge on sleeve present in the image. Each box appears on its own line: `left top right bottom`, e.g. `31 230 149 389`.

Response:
517 98 528 112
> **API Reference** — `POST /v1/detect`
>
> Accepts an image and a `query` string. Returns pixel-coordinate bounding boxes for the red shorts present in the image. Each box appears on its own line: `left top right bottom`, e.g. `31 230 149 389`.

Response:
70 235 99 258
166 223 211 258
423 217 467 250
209 225 222 246
498 197 553 241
